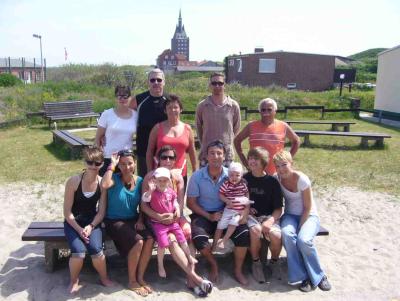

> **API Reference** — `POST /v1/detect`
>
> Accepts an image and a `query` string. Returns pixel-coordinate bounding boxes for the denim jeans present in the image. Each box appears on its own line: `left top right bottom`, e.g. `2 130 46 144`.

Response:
64 219 103 258
281 214 324 286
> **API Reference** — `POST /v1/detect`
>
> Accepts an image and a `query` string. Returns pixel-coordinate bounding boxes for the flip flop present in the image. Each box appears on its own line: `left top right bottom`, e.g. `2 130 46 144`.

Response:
141 283 153 294
129 283 149 296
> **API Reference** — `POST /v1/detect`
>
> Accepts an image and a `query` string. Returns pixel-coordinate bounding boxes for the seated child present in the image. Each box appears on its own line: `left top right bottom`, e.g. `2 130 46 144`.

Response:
142 167 197 278
212 162 253 251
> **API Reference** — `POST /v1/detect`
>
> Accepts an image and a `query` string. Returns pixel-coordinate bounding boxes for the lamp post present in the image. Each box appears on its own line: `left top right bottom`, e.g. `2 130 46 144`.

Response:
32 34 44 83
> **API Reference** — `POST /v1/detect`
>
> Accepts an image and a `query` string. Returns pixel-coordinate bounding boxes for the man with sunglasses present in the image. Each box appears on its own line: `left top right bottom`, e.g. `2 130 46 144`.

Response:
195 72 241 168
234 98 300 175
130 68 168 177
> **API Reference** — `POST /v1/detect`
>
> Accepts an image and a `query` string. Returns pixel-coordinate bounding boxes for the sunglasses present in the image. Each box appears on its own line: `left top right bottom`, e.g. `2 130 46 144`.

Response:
86 160 103 166
117 94 129 99
160 155 176 161
260 108 273 112
211 81 224 87
149 78 163 83
118 149 135 157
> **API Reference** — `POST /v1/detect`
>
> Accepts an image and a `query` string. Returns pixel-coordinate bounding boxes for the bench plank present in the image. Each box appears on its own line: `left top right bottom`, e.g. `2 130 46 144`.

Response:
295 130 391 147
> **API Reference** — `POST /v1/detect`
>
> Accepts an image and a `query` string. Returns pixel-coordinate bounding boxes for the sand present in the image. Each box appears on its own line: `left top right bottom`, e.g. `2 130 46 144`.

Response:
0 182 399 301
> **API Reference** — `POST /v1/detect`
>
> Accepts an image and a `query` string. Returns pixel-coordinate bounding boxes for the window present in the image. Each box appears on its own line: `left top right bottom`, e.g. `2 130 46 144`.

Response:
229 59 234 66
287 83 297 89
236 59 242 72
259 58 276 73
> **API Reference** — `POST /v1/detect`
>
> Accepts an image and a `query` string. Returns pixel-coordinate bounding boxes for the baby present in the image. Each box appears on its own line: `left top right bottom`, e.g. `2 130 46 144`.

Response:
142 167 196 277
212 162 253 251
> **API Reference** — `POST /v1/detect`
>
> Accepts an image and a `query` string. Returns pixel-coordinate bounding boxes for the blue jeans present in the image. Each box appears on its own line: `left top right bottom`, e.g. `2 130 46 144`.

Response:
281 214 324 286
64 219 103 258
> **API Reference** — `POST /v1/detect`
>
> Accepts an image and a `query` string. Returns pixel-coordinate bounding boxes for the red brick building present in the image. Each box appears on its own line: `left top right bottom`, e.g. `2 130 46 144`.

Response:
226 50 353 91
0 57 45 83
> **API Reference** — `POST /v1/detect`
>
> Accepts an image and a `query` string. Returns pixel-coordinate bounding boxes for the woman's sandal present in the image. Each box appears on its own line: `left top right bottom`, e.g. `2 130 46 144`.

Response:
129 283 148 296
189 286 208 297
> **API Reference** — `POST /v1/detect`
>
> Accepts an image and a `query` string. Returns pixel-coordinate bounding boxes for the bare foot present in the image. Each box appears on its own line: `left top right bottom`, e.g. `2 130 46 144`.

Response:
100 277 115 287
158 265 167 278
234 270 249 286
209 266 219 283
129 282 148 296
68 279 82 294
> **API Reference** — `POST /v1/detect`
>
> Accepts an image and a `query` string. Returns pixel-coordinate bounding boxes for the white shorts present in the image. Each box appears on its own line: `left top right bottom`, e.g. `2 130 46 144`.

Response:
247 215 281 241
217 208 241 229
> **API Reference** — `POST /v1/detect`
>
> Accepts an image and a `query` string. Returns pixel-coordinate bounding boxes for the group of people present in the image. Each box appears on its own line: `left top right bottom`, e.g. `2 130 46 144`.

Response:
63 69 331 297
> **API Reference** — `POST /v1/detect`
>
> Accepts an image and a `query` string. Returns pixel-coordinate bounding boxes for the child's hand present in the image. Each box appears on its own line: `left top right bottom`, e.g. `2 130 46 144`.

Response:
148 178 156 192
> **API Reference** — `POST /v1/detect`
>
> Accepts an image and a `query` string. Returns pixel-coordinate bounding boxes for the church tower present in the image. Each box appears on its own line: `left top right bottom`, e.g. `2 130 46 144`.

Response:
171 9 189 60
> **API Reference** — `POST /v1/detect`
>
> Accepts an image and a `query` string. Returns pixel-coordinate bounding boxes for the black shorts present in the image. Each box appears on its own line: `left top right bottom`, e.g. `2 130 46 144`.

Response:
190 213 250 250
104 218 153 257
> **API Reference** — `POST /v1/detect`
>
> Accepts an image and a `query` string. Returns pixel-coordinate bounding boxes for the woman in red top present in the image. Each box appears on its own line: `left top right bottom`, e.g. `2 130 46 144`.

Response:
146 94 197 186
234 98 300 175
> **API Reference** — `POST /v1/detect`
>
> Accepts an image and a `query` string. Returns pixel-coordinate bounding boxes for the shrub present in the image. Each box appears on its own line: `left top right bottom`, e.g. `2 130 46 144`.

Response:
0 73 22 87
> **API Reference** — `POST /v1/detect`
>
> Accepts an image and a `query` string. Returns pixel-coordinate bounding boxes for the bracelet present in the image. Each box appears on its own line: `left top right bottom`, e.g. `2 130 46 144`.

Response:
107 164 115 172
89 223 95 228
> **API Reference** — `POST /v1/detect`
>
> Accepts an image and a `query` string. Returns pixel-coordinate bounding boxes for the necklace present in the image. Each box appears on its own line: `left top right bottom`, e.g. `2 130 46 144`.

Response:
123 175 135 190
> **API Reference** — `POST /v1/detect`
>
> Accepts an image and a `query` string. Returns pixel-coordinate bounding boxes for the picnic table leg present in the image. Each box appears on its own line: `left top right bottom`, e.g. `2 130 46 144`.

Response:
331 124 338 131
375 138 384 147
44 242 58 273
344 124 350 132
361 137 369 148
303 135 310 146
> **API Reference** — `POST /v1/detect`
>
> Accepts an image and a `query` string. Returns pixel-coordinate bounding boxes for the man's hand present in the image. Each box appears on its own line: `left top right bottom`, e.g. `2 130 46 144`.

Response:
208 212 222 222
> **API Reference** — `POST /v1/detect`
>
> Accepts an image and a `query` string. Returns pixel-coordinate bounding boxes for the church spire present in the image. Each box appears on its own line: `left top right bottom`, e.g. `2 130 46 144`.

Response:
178 9 182 30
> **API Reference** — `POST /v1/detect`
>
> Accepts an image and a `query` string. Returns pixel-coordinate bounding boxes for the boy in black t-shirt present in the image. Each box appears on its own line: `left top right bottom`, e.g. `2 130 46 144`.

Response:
243 147 283 283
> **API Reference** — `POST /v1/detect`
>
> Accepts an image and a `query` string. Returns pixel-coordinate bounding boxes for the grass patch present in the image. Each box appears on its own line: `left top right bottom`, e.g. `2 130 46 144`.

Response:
0 119 399 197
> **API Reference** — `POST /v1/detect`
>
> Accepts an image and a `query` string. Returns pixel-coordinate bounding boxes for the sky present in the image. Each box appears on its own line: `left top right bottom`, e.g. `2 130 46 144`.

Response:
1 0 399 67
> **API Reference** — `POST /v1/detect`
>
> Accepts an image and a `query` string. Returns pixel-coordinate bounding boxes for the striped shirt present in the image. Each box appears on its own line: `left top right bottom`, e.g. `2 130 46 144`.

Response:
249 119 287 175
219 179 248 211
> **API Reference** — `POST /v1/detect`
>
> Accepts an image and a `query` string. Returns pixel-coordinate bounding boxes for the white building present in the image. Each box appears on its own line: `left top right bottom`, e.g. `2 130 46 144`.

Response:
374 45 400 121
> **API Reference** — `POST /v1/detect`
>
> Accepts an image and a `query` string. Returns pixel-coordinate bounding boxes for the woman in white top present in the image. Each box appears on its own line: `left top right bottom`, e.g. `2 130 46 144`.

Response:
273 150 331 293
95 85 137 176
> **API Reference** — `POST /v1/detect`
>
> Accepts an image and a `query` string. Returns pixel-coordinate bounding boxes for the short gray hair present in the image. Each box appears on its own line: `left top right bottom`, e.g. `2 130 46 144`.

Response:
258 98 277 111
148 68 165 80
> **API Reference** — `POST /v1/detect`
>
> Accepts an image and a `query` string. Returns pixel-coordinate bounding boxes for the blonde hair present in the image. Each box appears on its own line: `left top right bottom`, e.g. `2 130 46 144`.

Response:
258 98 278 111
273 150 293 165
247 147 269 169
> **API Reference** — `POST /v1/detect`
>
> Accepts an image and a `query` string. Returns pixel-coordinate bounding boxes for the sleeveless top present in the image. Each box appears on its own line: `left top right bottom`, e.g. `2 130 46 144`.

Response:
249 119 287 175
156 122 190 176
71 174 101 220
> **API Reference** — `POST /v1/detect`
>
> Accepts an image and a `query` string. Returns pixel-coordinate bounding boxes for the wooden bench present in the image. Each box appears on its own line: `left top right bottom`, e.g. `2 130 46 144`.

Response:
285 120 356 132
294 130 391 147
43 100 99 128
52 130 90 158
21 221 329 272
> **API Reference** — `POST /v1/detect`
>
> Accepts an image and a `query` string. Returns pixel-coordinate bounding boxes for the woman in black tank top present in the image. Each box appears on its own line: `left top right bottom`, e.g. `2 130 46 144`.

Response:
63 146 114 294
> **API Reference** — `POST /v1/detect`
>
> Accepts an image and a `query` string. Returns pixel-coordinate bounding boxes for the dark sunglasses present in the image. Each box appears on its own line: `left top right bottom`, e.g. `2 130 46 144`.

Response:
260 108 273 112
149 78 163 83
118 149 135 157
117 94 129 99
211 81 224 87
86 160 103 166
160 155 176 161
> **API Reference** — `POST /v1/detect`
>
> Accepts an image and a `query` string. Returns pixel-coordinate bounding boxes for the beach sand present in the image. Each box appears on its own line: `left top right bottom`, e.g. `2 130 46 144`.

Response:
0 182 399 301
